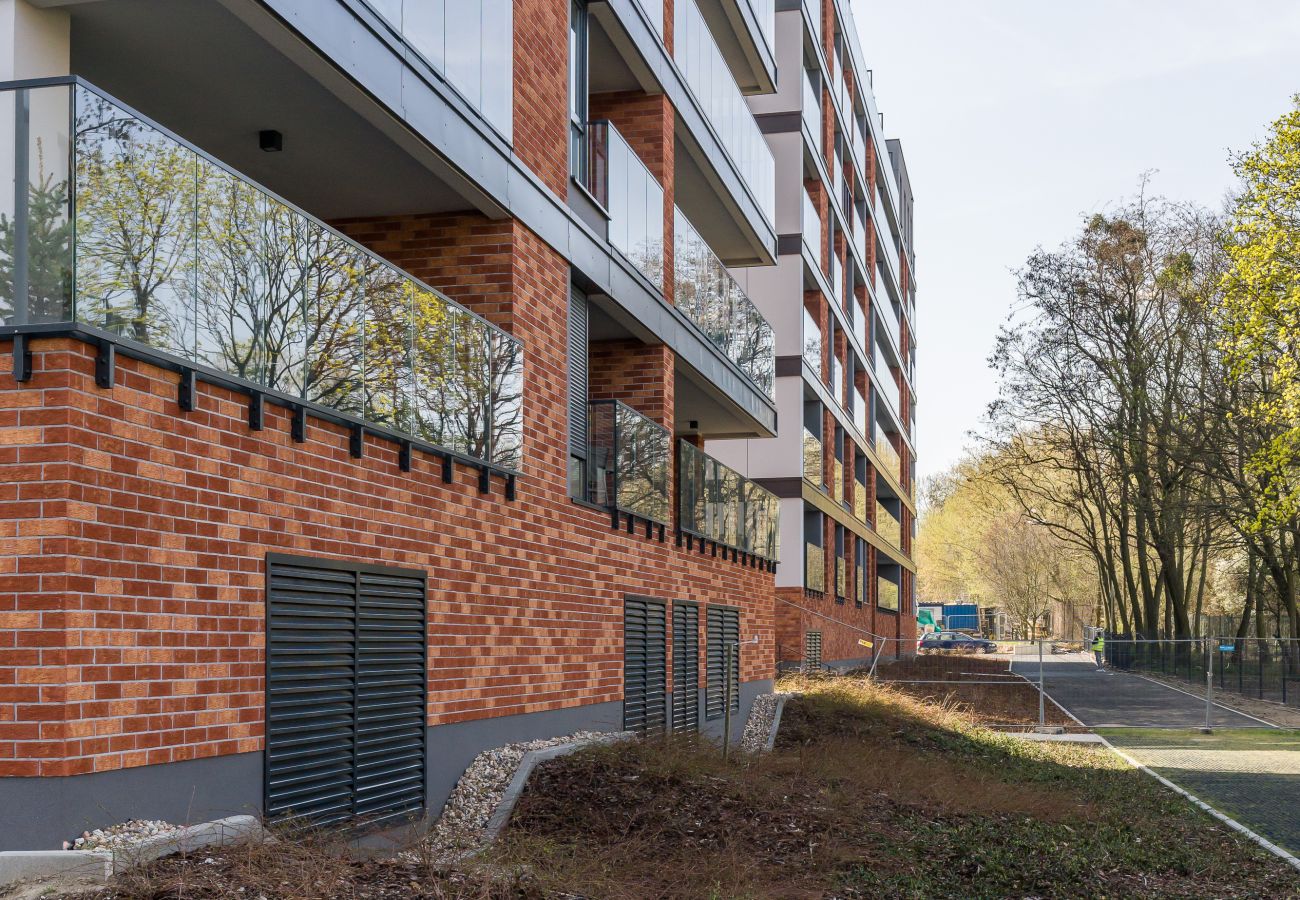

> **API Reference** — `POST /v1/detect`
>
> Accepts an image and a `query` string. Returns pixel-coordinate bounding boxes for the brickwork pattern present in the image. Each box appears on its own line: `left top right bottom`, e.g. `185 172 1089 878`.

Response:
0 217 775 778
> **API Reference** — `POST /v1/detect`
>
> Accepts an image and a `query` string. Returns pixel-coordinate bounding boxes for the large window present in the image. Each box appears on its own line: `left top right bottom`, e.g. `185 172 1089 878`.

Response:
569 1 590 185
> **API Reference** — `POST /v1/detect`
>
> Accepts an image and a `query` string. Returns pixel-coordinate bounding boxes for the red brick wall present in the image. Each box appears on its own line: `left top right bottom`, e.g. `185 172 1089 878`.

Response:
588 339 674 428
775 579 915 668
513 0 570 196
0 221 775 777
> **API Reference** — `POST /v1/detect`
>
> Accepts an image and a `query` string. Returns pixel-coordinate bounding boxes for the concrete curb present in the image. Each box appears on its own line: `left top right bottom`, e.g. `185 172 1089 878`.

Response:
763 693 796 752
481 732 633 844
1001 731 1105 744
0 814 263 893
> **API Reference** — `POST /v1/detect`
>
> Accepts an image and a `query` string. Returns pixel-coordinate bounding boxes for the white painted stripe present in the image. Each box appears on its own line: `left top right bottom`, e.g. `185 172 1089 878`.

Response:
1131 674 1279 728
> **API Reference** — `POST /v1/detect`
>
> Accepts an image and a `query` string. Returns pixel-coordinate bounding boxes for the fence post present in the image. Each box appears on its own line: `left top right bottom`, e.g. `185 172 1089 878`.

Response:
1038 639 1045 729
723 641 734 760
1202 642 1213 734
1259 638 1265 700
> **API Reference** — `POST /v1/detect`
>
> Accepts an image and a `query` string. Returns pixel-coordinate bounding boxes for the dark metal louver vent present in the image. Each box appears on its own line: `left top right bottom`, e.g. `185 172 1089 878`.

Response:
568 288 590 458
672 603 699 733
705 605 740 720
805 631 823 670
265 554 427 827
623 597 667 735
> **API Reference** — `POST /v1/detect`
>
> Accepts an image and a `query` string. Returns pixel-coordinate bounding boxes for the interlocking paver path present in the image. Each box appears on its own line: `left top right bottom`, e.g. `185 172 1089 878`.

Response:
1013 653 1300 854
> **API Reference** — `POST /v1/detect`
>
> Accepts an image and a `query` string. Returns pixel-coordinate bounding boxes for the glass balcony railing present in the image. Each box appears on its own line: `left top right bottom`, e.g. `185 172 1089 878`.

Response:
832 457 844 504
587 400 670 524
637 0 665 36
587 121 664 292
857 564 865 605
802 306 821 374
802 428 823 485
878 576 900 612
801 69 822 154
0 79 523 469
851 296 867 354
875 185 900 281
678 440 779 561
836 556 846 598
852 386 867 436
875 341 901 424
829 354 843 404
673 208 774 397
876 501 902 548
674 0 775 225
850 121 867 178
364 0 513 140
880 301 902 353
854 478 867 523
749 0 776 54
806 0 821 46
852 205 867 268
802 188 821 266
805 542 825 592
874 431 902 483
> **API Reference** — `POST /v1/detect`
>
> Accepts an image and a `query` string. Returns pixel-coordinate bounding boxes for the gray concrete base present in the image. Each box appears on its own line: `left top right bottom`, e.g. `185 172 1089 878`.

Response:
0 752 262 852
765 694 794 752
0 814 261 891
698 678 774 742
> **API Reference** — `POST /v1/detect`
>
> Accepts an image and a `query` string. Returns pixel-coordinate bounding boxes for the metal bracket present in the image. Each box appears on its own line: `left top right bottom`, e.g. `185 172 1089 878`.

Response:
12 334 32 383
477 465 490 494
248 392 264 431
94 340 115 388
442 454 453 483
349 424 364 459
505 474 517 502
291 405 306 443
398 439 411 472
177 368 196 411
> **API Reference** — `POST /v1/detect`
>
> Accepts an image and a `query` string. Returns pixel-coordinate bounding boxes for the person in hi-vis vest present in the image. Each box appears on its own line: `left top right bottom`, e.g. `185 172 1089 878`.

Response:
1091 631 1105 671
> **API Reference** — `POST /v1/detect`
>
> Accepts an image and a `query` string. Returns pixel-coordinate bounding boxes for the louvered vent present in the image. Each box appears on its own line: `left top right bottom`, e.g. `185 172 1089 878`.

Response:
265 555 427 827
672 603 699 733
805 631 823 670
568 288 590 459
705 605 740 720
623 597 667 735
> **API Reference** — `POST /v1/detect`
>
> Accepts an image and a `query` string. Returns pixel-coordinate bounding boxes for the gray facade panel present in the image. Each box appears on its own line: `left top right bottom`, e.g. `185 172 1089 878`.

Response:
0 752 262 852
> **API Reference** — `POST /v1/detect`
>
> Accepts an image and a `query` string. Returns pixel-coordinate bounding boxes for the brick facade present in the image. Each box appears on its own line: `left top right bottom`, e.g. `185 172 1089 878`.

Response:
0 217 776 778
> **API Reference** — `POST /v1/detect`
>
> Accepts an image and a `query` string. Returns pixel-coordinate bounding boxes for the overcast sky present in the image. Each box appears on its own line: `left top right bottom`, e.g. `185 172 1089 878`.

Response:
854 0 1300 482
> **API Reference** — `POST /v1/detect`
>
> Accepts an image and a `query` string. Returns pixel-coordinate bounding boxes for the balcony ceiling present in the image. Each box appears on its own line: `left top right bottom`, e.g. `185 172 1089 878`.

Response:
64 0 479 221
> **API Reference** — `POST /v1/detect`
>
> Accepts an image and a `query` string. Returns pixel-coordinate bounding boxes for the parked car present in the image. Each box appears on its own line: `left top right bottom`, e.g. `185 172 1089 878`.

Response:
919 631 998 654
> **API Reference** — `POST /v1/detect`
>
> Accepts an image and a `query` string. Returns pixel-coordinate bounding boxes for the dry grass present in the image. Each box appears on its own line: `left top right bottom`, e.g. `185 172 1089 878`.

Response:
59 675 1300 899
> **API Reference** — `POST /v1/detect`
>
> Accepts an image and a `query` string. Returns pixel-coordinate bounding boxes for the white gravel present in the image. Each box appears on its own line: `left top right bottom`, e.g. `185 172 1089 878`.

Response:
739 693 794 753
420 731 610 859
65 819 179 851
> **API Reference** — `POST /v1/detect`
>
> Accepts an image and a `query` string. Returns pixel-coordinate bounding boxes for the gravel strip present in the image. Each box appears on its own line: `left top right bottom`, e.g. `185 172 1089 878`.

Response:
420 731 609 859
66 820 179 851
740 693 792 753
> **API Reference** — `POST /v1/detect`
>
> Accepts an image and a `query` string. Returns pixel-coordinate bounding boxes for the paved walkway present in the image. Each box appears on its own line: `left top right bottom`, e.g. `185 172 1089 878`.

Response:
1010 652 1265 728
1014 654 1300 855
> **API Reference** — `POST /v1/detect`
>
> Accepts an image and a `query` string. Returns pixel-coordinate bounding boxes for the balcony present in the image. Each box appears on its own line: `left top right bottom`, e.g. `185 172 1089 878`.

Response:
802 306 821 374
875 185 900 283
852 387 867 436
587 121 665 292
0 79 523 470
802 69 822 154
587 400 671 524
805 542 825 592
673 0 776 225
875 431 902 484
678 440 779 561
802 428 823 485
851 296 867 355
854 478 867 522
836 556 846 598
673 208 775 397
832 457 844 504
852 206 867 270
878 576 900 612
801 188 821 266
875 340 901 423
876 501 902 548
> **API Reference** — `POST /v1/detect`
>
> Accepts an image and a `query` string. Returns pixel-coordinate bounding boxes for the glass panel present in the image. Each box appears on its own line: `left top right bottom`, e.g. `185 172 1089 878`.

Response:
802 306 821 373
361 266 414 432
878 577 899 612
805 542 824 592
454 313 492 460
876 500 902 547
854 478 867 522
489 328 523 469
480 0 513 134
615 403 669 523
444 0 483 110
402 0 445 73
833 458 844 504
1 85 73 326
802 428 822 484
594 123 664 292
673 0 774 224
299 230 366 414
802 69 821 154
802 188 820 265
73 87 196 356
410 285 462 450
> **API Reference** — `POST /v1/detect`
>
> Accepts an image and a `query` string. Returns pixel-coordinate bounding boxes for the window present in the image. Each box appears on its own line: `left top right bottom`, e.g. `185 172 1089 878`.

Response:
569 1 590 185
264 554 427 826
623 597 668 735
672 603 700 732
705 605 740 720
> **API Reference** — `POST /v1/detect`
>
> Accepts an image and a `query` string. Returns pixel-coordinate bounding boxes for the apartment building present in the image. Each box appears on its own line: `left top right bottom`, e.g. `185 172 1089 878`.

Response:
0 0 790 847
712 0 918 669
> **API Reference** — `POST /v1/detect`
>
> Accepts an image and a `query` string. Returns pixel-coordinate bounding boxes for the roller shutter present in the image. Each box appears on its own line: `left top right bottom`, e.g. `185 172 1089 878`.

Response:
672 603 699 733
705 605 740 720
265 554 427 827
623 597 667 735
